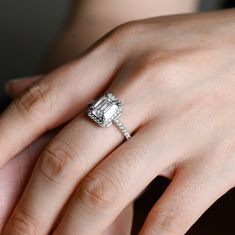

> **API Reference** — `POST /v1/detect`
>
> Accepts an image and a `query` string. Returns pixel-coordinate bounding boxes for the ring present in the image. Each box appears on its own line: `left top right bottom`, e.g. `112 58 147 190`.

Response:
87 93 131 140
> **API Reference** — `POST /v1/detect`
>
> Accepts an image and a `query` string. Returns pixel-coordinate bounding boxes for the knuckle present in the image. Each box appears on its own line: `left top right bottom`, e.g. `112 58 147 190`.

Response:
38 138 77 184
111 20 143 38
107 20 142 50
148 207 185 234
8 209 38 235
76 172 120 214
14 80 51 119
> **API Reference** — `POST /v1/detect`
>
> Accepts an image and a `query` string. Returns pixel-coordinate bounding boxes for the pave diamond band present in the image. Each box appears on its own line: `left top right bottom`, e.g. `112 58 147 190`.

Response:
113 118 131 140
87 93 131 140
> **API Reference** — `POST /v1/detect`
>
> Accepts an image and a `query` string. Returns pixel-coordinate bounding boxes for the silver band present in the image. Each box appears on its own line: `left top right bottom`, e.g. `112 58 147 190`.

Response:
113 118 131 140
87 93 131 140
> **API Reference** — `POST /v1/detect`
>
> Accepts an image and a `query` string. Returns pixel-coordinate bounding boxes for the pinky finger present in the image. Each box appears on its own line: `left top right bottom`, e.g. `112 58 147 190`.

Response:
139 159 233 235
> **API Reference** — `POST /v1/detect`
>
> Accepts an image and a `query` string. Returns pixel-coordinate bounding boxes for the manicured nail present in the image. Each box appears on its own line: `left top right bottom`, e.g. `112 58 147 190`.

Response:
4 79 19 95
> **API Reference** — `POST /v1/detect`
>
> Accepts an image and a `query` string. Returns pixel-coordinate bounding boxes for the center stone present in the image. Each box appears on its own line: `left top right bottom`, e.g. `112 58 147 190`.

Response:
93 96 119 121
88 93 123 127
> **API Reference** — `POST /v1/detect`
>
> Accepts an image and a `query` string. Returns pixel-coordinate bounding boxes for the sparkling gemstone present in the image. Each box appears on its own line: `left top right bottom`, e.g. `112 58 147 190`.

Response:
92 109 103 119
88 93 123 127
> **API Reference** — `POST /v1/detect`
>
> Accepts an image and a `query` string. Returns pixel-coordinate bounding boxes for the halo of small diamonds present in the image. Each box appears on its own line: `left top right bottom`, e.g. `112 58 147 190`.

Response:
88 93 123 127
87 93 131 140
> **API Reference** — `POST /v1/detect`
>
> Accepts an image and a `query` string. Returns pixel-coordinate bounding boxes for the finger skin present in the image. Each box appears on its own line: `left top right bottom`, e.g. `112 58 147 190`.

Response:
139 159 233 235
0 37 121 169
4 110 192 235
52 121 187 235
102 203 133 235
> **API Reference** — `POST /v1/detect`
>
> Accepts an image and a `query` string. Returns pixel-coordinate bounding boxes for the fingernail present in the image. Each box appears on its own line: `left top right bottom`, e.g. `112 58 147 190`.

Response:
4 79 19 95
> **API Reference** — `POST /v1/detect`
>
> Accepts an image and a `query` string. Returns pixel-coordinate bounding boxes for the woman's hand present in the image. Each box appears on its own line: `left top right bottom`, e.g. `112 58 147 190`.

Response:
1 9 235 235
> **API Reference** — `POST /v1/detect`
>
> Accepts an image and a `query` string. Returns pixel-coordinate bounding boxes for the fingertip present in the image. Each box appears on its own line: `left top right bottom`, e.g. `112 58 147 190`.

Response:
4 75 42 98
4 79 22 97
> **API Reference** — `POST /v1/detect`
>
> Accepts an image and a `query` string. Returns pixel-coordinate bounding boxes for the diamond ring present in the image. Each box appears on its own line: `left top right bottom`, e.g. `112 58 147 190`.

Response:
87 93 131 140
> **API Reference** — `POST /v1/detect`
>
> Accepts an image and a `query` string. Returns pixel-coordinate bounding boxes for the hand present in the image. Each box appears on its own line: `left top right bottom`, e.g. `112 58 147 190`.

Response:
1 9 235 235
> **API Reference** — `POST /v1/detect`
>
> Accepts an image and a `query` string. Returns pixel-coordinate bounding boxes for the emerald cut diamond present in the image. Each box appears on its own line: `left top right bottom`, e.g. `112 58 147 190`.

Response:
88 93 123 127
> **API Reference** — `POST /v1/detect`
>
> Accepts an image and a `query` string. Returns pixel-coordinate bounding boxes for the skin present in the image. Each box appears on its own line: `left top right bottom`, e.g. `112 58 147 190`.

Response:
0 120 51 233
1 8 235 235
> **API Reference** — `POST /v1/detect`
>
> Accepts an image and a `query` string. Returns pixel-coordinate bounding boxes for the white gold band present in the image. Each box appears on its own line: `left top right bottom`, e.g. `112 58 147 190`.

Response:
113 118 131 140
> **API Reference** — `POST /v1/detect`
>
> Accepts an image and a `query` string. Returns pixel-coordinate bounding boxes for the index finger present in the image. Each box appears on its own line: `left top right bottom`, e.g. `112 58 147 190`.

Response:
0 38 121 168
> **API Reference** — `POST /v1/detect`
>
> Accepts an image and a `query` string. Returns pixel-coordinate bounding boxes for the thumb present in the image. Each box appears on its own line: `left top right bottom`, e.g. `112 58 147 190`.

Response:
5 75 42 98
